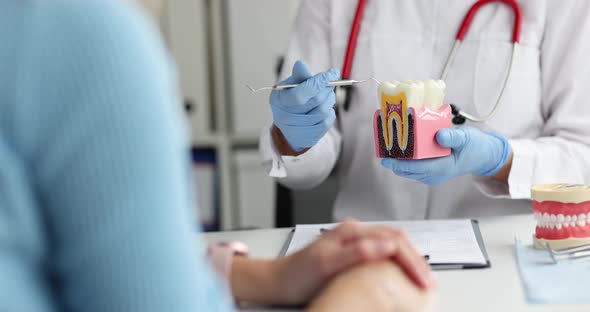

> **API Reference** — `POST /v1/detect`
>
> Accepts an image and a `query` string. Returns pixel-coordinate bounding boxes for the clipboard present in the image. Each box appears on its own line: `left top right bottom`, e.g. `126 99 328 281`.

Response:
278 219 490 271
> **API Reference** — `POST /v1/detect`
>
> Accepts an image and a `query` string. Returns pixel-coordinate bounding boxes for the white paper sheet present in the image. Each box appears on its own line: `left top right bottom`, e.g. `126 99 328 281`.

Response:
285 219 486 265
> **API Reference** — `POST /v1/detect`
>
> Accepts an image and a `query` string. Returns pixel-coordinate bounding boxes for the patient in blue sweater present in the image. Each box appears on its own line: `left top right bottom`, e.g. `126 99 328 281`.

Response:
0 1 434 311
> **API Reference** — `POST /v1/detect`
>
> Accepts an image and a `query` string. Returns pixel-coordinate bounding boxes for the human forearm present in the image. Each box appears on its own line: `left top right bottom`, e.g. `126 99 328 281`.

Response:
307 261 433 312
230 257 285 305
272 125 309 156
492 152 513 184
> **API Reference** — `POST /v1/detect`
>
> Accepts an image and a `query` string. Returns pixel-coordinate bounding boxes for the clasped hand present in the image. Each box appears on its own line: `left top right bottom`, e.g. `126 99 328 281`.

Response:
274 220 436 305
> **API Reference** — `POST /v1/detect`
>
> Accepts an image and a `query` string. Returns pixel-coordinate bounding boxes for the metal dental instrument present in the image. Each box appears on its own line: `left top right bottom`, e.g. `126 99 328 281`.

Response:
544 242 590 264
245 78 380 93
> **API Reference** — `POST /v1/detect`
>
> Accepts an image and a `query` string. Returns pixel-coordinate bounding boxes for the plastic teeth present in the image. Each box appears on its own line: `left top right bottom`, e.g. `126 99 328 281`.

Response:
378 80 424 109
379 79 446 111
535 212 590 228
423 79 446 110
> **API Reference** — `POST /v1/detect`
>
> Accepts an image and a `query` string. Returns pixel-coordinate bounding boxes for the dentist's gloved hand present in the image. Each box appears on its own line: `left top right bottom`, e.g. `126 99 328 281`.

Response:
270 60 340 151
381 127 511 185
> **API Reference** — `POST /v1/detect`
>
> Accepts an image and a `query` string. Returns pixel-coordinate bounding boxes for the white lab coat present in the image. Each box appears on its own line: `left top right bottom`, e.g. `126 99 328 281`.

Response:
260 0 590 221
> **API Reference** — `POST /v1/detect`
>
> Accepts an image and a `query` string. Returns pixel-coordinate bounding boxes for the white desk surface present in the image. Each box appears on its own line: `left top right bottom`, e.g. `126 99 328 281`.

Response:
204 214 588 312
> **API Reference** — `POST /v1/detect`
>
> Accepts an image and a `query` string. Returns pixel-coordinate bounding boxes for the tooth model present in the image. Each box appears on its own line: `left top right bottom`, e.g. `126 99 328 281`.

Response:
532 184 590 250
373 79 452 159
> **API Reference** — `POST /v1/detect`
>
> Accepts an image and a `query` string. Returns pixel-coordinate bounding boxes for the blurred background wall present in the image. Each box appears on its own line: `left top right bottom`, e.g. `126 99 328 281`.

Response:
136 0 338 231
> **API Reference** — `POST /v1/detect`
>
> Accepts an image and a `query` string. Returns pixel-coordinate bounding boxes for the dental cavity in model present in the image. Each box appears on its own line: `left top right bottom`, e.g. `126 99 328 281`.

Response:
373 80 452 159
532 184 590 250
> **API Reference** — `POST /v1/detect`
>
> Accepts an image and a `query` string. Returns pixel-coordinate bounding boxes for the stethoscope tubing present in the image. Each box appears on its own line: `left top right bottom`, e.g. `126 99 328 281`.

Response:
339 0 523 125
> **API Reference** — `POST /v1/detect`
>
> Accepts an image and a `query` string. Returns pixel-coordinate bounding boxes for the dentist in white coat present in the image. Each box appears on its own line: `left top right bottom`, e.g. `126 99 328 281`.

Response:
259 0 590 221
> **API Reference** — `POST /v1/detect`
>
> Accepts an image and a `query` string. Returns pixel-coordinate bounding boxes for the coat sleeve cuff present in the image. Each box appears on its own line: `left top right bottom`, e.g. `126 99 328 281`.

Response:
473 139 535 199
259 126 341 189
506 139 536 199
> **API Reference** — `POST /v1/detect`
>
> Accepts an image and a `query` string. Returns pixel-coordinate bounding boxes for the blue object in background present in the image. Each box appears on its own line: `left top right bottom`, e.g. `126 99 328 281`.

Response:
514 239 590 304
192 148 219 232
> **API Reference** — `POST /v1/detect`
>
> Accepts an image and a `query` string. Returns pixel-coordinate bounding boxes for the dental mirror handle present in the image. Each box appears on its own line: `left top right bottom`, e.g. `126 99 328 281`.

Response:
274 79 359 90
246 79 378 93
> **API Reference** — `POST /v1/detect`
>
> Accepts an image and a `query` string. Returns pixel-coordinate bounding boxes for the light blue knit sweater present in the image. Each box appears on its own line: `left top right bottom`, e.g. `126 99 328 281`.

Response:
0 1 231 311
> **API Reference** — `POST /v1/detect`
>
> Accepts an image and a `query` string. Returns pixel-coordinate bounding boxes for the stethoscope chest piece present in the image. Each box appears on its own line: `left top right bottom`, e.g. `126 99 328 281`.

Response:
450 104 467 125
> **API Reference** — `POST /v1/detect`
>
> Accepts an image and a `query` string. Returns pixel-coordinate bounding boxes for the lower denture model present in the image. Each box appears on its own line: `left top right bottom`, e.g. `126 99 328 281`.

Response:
532 184 590 249
373 80 452 159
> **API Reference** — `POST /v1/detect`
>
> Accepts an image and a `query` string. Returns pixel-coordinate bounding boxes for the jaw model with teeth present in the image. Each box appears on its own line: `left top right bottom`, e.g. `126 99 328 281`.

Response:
373 80 452 159
532 184 590 250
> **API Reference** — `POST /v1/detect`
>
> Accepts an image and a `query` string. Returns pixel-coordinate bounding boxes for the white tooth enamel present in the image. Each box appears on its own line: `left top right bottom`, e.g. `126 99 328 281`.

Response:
407 80 424 109
423 79 445 110
556 223 562 230
549 223 555 229
565 215 572 223
564 222 570 228
579 214 586 221
550 214 557 223
543 213 550 223
573 215 578 222
558 214 565 223
587 212 590 220
379 80 424 110
578 220 586 227
571 222 577 227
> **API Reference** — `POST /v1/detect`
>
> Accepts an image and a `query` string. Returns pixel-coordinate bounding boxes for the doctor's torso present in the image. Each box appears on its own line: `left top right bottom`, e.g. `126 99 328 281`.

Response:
285 0 549 220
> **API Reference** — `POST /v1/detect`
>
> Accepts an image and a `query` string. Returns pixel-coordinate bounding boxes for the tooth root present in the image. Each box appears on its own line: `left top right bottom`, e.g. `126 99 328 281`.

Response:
423 79 446 110
378 81 424 151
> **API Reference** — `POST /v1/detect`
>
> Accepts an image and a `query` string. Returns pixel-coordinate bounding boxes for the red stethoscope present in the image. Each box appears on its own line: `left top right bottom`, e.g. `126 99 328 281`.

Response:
338 0 522 125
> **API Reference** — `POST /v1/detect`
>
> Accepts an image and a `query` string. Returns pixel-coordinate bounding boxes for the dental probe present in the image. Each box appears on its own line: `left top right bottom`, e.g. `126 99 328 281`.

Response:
245 78 380 93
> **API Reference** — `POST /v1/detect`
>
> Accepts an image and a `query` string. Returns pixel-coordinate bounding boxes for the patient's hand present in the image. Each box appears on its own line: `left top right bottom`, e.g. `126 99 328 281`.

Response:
307 260 435 312
273 220 436 305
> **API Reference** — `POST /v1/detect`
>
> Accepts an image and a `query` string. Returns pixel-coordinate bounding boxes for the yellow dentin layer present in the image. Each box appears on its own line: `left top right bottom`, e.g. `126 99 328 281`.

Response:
380 92 408 151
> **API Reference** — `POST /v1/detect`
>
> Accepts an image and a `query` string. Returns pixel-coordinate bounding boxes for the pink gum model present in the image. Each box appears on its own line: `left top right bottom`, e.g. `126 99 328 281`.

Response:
533 201 590 241
532 184 590 249
373 104 452 159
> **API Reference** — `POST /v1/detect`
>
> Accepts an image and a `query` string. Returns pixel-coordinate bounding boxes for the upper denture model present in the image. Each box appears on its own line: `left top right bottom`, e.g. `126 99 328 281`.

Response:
373 79 452 159
532 184 590 249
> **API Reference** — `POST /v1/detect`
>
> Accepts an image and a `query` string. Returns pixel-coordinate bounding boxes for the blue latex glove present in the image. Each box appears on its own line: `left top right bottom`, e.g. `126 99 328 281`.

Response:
381 127 511 185
270 60 340 151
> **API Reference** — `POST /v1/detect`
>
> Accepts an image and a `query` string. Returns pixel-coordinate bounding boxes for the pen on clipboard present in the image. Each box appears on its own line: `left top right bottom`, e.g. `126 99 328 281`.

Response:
319 228 430 261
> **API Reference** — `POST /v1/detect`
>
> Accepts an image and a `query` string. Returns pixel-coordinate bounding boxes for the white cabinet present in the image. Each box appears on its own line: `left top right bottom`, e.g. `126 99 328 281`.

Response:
163 0 212 140
233 151 276 229
160 0 302 230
